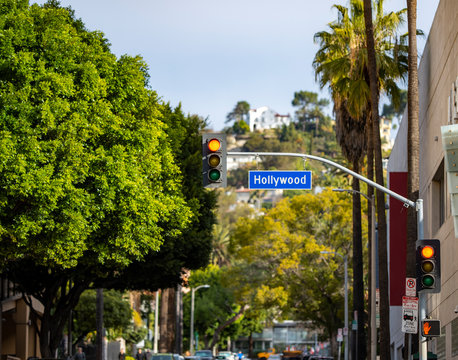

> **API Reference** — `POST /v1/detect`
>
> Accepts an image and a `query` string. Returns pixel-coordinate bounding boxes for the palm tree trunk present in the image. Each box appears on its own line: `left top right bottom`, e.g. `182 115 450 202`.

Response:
363 1 390 358
405 0 420 357
351 161 367 360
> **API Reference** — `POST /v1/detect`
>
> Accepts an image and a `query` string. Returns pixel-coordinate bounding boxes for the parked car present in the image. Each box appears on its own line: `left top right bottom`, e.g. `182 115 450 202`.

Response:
195 350 213 360
216 352 234 360
151 353 184 360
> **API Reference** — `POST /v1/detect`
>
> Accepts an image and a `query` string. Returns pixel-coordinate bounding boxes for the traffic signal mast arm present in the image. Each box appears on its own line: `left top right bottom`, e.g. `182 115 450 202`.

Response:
228 151 416 208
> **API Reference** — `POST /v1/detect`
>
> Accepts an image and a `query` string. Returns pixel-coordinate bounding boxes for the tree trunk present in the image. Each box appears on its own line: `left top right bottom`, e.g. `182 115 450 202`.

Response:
363 0 391 358
96 289 104 360
167 288 176 351
29 279 87 357
366 112 375 359
209 306 247 349
248 333 254 359
159 289 169 353
351 163 367 360
159 288 177 352
405 0 420 357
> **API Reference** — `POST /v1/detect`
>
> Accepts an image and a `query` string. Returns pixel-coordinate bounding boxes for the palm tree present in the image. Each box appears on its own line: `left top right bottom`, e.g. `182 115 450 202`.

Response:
362 0 391 358
405 0 420 358
212 224 231 266
313 1 408 358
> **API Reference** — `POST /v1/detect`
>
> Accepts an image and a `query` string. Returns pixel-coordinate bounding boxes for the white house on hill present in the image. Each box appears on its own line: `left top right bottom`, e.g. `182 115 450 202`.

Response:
249 106 292 132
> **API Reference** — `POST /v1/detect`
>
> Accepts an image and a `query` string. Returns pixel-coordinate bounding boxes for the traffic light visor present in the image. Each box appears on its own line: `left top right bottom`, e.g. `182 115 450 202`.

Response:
421 246 434 259
208 139 221 152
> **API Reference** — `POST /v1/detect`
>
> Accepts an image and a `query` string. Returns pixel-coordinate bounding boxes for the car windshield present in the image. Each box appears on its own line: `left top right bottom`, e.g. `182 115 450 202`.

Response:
195 351 212 356
151 356 172 360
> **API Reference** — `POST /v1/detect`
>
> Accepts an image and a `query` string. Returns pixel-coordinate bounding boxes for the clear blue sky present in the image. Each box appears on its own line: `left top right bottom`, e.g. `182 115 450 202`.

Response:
36 0 440 131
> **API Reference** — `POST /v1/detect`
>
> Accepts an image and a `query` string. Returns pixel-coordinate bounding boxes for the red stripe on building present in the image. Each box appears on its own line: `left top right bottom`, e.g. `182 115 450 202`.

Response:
389 172 408 306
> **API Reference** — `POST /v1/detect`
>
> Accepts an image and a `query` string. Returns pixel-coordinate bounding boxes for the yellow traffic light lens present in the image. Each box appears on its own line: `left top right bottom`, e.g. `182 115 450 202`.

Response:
421 245 434 259
208 139 221 152
421 260 434 273
208 154 221 167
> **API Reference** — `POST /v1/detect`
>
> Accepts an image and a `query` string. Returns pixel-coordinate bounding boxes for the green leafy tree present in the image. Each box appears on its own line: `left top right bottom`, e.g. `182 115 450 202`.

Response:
382 89 407 120
291 91 330 135
0 1 216 356
185 265 247 350
226 101 251 124
229 190 358 357
73 290 132 344
226 101 251 135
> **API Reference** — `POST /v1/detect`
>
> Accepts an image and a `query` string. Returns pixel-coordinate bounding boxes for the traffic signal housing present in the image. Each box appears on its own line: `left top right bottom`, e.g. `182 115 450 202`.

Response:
202 133 227 188
421 319 441 337
416 239 441 293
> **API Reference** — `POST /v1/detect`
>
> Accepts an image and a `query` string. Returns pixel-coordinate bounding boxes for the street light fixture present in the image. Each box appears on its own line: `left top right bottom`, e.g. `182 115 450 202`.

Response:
333 188 376 360
321 250 348 360
190 284 210 354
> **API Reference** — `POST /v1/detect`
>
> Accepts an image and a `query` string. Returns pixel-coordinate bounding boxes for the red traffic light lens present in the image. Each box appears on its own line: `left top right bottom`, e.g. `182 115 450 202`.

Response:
208 139 221 152
421 245 434 259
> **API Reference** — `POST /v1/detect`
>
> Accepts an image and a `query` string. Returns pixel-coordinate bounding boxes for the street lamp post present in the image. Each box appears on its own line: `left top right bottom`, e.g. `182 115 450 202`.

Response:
321 251 348 360
190 285 210 354
333 189 376 360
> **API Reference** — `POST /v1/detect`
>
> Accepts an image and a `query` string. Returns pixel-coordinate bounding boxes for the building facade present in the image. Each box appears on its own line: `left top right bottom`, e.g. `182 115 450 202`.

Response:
387 0 458 358
248 107 292 133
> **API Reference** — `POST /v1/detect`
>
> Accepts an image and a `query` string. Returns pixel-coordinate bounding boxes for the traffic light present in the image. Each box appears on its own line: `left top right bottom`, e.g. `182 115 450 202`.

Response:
421 319 441 337
202 133 227 188
416 239 441 293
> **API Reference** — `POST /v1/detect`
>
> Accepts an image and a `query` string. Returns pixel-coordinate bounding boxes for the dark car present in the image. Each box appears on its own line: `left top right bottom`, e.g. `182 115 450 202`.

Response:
216 352 234 360
151 353 184 360
194 350 213 360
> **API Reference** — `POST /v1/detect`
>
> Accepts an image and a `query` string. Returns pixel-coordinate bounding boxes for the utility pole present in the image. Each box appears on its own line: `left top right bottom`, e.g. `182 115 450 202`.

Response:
154 291 159 353
190 285 210 354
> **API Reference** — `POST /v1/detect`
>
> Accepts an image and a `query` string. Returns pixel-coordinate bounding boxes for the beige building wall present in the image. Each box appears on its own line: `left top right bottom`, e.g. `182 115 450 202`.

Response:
388 0 458 358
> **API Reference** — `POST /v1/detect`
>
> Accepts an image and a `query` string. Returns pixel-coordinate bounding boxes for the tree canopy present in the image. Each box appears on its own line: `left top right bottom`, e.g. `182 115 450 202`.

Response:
0 1 216 355
228 189 360 356
0 0 191 270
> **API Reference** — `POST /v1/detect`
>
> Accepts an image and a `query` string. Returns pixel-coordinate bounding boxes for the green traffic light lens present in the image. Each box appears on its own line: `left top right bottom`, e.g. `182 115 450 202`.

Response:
208 154 221 167
422 260 434 273
422 274 435 287
208 169 221 181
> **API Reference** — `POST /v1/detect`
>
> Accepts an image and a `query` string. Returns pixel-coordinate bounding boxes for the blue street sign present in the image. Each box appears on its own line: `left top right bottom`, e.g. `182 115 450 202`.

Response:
249 170 312 190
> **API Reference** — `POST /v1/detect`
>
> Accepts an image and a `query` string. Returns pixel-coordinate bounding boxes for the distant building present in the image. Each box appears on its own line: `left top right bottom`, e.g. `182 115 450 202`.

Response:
233 320 329 355
380 116 394 152
249 106 292 132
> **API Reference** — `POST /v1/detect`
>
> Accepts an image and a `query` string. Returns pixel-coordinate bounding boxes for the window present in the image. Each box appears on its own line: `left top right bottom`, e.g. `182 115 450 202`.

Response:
432 160 445 234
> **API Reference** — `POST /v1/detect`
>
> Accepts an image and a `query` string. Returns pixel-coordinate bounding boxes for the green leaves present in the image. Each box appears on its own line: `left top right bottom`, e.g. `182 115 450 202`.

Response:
0 1 191 269
228 189 356 332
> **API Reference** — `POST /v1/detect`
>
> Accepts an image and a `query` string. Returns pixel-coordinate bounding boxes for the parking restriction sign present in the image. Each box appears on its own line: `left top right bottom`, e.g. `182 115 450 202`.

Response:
401 296 418 334
406 277 416 297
